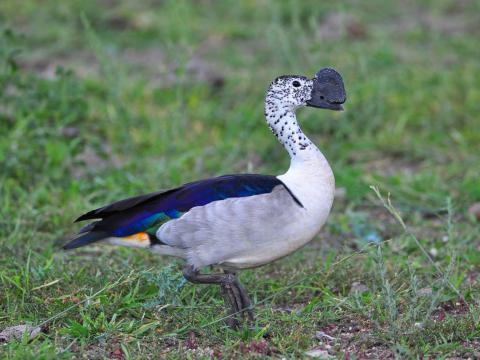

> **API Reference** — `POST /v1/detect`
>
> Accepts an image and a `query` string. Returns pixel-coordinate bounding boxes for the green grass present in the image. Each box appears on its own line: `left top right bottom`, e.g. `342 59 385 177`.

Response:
1 0 479 358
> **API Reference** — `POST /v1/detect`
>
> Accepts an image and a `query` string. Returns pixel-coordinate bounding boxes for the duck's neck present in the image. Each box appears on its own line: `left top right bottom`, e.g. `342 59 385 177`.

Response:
264 104 320 162
266 102 335 212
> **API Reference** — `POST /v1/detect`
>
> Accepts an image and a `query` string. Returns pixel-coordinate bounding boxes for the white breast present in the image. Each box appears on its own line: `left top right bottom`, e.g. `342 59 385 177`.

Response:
277 150 335 226
227 148 335 268
223 152 334 269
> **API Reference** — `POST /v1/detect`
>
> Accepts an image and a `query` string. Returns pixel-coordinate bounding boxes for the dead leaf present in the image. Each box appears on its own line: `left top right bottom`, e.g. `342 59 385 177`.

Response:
305 348 333 358
108 347 125 360
350 281 369 295
0 324 43 343
240 339 277 356
184 331 197 350
417 287 433 297
315 331 336 341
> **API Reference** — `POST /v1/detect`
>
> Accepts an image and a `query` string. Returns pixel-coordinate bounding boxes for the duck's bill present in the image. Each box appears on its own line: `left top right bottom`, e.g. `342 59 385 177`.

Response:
307 100 344 111
306 67 346 111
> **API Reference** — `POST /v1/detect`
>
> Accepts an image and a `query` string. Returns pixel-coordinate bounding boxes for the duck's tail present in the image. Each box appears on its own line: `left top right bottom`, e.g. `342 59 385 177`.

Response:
62 231 185 258
62 231 154 250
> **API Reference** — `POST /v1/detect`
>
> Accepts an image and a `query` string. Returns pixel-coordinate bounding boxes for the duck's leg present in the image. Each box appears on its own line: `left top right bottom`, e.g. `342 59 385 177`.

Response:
182 265 253 328
219 283 242 329
224 269 254 322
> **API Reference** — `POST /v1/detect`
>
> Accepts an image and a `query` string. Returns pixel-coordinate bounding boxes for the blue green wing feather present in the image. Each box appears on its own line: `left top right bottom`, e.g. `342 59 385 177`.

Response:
63 174 299 249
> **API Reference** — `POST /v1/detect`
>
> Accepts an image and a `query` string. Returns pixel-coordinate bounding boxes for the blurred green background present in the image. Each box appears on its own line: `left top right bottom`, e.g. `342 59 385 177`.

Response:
1 0 479 358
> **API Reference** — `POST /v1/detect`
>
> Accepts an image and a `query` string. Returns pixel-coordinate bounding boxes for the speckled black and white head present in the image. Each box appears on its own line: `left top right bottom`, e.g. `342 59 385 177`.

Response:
266 75 313 112
264 68 346 158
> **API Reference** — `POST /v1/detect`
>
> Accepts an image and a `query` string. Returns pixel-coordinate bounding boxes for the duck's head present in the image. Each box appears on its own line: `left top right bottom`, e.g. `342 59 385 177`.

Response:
266 68 346 112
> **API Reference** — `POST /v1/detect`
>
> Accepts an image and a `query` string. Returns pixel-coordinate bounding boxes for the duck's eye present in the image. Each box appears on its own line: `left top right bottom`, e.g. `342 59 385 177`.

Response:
292 80 301 87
